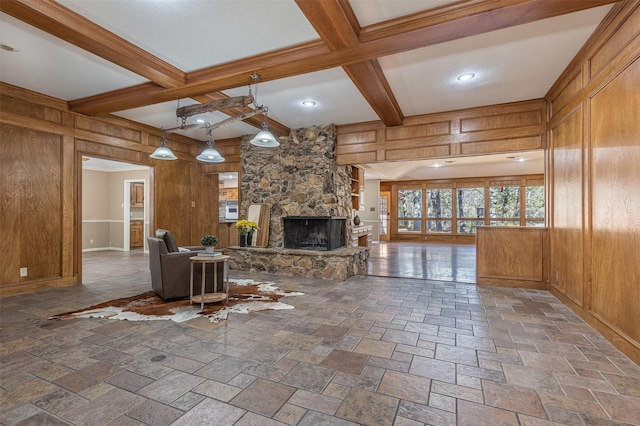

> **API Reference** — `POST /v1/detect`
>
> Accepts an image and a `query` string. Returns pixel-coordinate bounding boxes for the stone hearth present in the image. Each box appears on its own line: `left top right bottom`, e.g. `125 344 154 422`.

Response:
227 124 368 280
226 246 368 281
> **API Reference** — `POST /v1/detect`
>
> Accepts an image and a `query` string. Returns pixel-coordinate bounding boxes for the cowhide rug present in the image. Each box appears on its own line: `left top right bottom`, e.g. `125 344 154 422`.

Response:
49 279 303 323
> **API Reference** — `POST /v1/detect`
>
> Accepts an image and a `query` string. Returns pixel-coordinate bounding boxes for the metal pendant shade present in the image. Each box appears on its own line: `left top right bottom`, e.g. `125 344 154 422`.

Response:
150 133 177 160
250 128 279 147
197 127 225 163
196 146 224 162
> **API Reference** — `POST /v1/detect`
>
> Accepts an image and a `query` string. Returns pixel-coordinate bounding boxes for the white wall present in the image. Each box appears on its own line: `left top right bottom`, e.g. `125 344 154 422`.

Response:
362 179 381 242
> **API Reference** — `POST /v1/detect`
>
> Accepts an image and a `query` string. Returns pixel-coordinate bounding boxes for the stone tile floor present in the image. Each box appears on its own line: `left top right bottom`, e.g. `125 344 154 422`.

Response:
1 250 639 425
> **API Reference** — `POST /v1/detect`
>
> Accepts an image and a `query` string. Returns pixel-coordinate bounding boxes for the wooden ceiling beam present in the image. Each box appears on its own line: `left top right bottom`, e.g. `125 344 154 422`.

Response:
67 0 618 115
0 0 186 88
296 0 404 126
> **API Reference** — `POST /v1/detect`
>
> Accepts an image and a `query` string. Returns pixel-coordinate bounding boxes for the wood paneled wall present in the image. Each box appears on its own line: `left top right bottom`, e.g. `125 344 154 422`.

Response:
547 1 640 363
476 226 547 289
0 83 220 296
336 99 546 165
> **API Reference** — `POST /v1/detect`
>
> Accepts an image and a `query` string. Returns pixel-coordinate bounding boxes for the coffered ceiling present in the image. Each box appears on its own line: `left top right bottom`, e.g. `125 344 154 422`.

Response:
0 0 617 179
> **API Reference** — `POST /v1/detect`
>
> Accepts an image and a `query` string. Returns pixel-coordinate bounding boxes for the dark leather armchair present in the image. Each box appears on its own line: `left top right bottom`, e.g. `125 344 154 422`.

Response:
148 229 223 300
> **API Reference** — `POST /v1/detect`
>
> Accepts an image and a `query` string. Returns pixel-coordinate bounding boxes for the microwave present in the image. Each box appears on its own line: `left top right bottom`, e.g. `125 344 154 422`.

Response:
225 202 238 220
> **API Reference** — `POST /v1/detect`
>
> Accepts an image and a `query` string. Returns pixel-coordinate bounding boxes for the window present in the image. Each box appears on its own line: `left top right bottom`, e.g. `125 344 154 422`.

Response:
525 185 545 219
490 186 519 225
426 188 452 233
398 189 422 232
456 187 484 234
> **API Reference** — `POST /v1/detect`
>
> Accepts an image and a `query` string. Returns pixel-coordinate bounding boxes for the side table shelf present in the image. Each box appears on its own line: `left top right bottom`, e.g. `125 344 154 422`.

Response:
189 255 230 310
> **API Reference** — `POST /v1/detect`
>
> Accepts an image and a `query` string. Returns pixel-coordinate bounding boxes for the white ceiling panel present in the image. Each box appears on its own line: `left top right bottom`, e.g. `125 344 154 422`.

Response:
223 67 380 130
0 12 147 100
378 5 613 116
56 0 321 72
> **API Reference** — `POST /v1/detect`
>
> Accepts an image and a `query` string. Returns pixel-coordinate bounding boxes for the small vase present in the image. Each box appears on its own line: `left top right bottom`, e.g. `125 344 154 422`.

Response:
247 232 253 246
205 245 215 253
239 234 247 247
354 215 361 226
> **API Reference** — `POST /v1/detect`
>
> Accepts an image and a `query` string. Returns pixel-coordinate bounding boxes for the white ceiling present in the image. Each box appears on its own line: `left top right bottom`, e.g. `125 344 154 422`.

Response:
1 1 615 180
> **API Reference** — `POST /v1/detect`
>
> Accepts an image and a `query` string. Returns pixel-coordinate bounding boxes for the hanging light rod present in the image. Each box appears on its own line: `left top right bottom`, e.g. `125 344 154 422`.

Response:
207 106 266 132
175 95 254 119
163 122 208 133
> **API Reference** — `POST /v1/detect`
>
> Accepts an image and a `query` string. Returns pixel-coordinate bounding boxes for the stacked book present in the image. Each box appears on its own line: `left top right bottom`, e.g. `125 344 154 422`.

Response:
197 251 222 257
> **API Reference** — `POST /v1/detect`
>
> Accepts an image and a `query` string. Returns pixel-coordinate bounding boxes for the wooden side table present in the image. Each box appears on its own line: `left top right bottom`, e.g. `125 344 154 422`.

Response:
189 255 230 310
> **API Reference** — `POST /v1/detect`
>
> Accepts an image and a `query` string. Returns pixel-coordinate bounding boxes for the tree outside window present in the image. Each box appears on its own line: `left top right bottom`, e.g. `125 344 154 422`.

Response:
457 187 484 234
398 189 422 232
490 186 520 225
427 188 452 232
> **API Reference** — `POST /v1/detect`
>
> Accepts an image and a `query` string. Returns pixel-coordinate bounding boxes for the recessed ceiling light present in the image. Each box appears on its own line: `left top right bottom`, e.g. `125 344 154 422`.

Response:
0 43 19 53
457 73 475 81
301 100 316 107
432 163 442 168
196 119 205 123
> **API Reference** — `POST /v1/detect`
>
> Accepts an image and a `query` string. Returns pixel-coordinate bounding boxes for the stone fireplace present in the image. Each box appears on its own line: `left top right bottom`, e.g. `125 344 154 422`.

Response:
225 124 368 280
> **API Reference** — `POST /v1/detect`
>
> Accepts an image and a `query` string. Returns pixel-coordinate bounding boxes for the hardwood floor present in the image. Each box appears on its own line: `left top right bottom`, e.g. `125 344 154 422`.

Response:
367 241 476 283
81 242 477 286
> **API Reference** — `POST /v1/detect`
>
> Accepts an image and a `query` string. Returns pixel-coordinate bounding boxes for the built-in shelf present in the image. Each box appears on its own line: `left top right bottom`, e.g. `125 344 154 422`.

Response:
351 166 364 211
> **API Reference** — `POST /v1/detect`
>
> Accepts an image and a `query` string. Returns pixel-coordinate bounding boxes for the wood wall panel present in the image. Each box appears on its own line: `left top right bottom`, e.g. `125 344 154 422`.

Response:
547 1 640 363
191 165 219 245
337 99 547 165
386 121 450 140
589 4 640 78
153 159 192 246
549 108 584 305
460 110 542 133
77 139 145 165
460 136 542 155
0 95 62 124
589 57 640 344
0 126 62 286
550 71 583 116
75 115 141 143
476 226 547 289
385 144 450 161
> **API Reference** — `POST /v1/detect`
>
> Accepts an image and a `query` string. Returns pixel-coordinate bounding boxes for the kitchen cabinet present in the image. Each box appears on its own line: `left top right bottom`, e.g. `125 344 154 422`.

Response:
130 220 144 248
219 187 238 201
130 182 144 207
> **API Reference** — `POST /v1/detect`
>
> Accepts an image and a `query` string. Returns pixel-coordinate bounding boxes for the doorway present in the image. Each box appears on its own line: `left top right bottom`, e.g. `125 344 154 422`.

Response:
379 191 390 241
81 157 151 282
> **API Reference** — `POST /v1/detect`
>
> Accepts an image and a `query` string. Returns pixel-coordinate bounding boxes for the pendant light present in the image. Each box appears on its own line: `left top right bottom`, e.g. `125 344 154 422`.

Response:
150 129 177 160
196 126 225 163
250 107 279 147
248 73 279 148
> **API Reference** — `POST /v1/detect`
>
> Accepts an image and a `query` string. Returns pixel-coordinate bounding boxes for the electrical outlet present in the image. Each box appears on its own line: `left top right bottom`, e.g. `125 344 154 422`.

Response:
90 239 94 244
19 267 27 277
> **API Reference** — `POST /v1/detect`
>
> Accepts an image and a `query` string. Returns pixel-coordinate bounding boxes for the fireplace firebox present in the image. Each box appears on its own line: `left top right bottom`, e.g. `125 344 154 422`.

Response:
283 216 346 251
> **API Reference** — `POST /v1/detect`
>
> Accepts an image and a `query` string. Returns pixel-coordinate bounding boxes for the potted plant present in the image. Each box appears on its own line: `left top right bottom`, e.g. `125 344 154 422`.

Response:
201 235 218 253
235 220 259 247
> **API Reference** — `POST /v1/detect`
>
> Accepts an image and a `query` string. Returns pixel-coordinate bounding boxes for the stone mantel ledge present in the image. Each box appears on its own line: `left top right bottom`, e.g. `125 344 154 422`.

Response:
225 246 369 281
